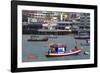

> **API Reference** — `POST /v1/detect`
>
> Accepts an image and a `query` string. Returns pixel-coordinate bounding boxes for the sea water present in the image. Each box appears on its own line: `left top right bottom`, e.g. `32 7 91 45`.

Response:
22 34 90 62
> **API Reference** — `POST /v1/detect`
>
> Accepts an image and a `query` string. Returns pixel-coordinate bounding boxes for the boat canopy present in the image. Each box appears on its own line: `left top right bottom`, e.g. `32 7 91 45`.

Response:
57 47 66 53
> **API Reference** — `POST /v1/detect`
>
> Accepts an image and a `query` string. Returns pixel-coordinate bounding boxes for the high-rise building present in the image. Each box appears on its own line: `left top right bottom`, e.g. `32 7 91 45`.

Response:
79 13 90 32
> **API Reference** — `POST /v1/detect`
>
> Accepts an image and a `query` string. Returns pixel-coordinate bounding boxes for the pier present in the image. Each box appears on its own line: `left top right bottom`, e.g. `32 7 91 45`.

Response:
22 29 78 35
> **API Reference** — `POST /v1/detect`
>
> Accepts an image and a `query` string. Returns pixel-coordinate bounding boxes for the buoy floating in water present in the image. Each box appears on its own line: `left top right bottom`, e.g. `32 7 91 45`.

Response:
84 51 89 55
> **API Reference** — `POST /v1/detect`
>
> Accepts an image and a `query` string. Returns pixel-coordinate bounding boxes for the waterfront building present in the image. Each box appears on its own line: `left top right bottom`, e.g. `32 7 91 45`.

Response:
79 13 90 33
22 10 90 33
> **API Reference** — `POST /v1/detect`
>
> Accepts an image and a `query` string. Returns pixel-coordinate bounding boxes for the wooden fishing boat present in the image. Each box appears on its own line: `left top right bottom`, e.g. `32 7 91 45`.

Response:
46 43 81 57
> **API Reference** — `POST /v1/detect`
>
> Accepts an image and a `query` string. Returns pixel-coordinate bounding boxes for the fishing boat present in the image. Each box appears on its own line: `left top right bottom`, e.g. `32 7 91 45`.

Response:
45 43 81 57
28 35 48 41
46 50 81 57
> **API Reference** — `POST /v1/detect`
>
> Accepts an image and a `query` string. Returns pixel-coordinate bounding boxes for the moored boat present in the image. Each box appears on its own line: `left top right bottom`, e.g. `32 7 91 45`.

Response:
28 35 48 41
28 38 48 41
74 32 90 39
74 36 90 39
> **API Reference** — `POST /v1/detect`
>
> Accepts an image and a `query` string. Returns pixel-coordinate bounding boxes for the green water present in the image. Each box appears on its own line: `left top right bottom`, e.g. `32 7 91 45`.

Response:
22 34 90 62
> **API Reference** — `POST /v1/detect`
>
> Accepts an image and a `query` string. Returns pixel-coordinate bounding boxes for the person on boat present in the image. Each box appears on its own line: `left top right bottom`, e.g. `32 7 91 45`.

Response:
48 49 51 54
86 40 88 44
74 46 80 50
51 48 56 53
49 43 57 53
64 45 67 53
48 43 67 53
75 46 77 49
70 46 80 52
55 47 58 53
48 48 56 54
86 39 90 44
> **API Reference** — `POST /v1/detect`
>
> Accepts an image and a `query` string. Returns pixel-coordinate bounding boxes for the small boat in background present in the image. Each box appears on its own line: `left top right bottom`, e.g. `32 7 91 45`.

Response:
74 36 90 39
28 35 48 41
74 32 90 39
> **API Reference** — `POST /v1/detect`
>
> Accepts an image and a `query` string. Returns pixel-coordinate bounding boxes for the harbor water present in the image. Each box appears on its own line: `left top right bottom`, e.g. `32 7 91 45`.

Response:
22 34 90 62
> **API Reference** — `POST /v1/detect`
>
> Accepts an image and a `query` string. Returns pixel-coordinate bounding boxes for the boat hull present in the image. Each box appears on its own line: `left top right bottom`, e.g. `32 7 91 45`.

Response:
74 36 90 39
46 50 81 57
28 39 48 41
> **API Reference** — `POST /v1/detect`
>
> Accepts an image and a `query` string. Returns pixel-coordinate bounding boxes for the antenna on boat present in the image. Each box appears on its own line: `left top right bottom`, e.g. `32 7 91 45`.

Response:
75 39 78 48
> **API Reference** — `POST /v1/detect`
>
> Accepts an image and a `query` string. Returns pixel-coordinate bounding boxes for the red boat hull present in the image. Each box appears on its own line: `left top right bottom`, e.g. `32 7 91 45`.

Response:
46 50 81 57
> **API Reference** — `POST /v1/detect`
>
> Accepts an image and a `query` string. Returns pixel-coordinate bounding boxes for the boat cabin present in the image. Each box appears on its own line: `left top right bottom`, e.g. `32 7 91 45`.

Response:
48 44 66 53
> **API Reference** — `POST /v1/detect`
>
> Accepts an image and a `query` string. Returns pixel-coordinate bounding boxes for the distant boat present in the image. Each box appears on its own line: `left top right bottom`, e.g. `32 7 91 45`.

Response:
75 36 90 39
45 50 81 57
28 35 48 41
74 32 90 39
45 43 81 57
